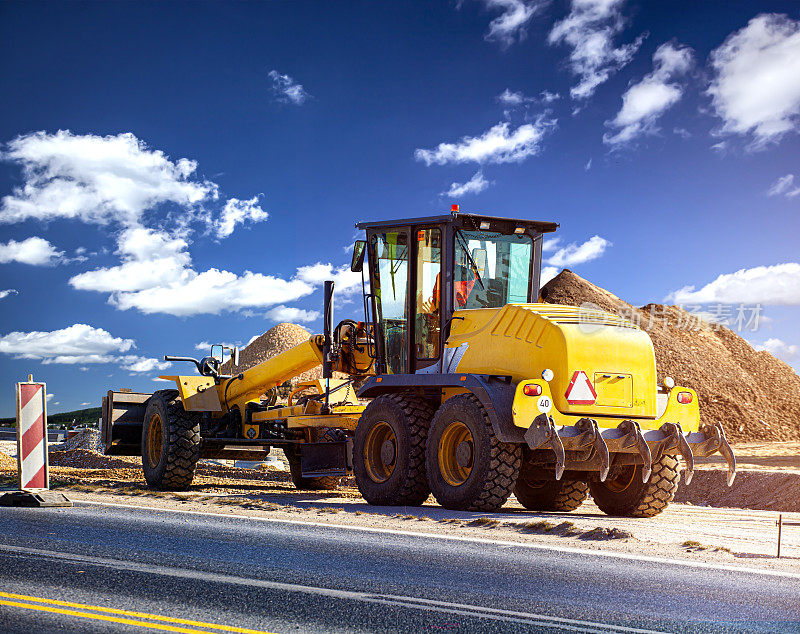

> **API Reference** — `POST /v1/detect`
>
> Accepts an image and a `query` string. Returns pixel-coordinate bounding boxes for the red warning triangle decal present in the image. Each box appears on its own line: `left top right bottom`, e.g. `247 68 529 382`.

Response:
564 371 597 405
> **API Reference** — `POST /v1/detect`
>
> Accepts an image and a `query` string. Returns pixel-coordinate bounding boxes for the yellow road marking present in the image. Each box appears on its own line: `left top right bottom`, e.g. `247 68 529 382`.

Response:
0 592 276 634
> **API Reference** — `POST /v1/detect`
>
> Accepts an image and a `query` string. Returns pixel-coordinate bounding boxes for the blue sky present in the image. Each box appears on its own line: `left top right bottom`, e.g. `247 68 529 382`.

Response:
1 0 799 415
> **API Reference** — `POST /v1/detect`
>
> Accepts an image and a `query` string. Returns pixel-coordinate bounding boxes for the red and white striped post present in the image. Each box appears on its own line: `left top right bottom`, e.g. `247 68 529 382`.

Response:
16 376 49 490
0 374 71 507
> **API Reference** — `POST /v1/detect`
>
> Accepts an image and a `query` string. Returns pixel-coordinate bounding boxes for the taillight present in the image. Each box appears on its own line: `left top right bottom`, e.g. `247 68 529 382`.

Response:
677 391 693 404
522 384 542 397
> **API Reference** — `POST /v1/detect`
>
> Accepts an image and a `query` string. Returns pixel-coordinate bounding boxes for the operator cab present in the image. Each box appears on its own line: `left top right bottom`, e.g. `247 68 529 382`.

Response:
352 209 558 375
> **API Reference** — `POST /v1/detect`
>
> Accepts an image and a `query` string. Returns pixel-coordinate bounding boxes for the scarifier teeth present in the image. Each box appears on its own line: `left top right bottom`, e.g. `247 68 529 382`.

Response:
523 414 565 481
619 420 652 482
660 422 694 485
714 421 736 486
576 418 609 482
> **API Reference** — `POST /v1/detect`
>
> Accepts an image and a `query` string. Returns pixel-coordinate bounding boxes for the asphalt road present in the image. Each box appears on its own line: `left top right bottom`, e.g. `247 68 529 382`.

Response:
0 503 799 633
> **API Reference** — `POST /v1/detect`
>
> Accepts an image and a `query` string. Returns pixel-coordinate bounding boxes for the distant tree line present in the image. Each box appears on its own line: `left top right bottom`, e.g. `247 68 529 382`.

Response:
0 406 101 429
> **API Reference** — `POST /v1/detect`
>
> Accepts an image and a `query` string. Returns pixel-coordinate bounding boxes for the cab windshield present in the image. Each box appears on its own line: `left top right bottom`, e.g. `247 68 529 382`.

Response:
454 229 533 310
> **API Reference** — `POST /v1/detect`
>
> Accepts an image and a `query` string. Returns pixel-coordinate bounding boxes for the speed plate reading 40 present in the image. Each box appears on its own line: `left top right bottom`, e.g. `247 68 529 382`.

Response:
536 395 552 413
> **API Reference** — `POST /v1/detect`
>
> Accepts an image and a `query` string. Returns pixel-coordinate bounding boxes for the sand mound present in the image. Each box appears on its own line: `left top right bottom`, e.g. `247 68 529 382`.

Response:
221 322 323 384
541 270 800 443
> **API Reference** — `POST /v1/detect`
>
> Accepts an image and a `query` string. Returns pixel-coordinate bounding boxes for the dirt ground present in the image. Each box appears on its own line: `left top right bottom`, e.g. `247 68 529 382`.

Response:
2 446 798 571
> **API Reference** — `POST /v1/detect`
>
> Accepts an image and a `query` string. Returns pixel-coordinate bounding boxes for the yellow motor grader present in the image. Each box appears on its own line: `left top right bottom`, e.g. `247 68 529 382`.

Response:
101 210 735 517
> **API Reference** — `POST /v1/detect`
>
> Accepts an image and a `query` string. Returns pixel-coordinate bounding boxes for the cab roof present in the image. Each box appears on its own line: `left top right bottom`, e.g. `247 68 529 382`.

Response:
356 211 559 235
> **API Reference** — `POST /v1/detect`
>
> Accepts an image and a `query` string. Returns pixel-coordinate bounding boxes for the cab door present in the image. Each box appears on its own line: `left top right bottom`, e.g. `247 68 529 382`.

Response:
412 227 443 373
369 228 410 374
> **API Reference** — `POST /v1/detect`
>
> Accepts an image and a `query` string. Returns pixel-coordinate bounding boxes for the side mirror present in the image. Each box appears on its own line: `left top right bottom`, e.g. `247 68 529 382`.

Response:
233 346 240 368
351 240 366 272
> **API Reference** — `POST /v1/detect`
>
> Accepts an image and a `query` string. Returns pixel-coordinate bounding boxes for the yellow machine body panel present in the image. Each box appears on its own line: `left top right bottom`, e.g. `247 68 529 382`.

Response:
446 303 657 421
159 375 222 412
510 378 700 432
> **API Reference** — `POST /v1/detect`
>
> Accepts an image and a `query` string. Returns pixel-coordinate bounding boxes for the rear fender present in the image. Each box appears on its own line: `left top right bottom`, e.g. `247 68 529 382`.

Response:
358 373 525 443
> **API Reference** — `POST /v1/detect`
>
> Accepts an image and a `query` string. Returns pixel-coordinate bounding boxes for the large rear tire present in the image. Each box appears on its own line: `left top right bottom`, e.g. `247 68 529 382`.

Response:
141 390 200 490
514 463 588 512
588 454 680 518
425 394 521 512
353 393 433 506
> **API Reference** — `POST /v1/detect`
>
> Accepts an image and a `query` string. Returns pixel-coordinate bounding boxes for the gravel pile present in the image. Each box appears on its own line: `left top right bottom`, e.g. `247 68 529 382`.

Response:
50 428 104 453
0 451 16 469
222 322 323 384
541 269 800 442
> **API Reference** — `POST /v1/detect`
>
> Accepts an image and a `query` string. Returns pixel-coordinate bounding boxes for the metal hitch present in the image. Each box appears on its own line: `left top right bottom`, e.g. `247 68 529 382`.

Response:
660 422 694 485
618 420 652 483
524 414 566 480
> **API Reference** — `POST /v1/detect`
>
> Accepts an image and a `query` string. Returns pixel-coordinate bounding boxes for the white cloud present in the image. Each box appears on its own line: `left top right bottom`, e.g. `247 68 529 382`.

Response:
415 119 554 166
119 356 171 373
546 235 610 267
268 70 310 105
542 237 561 251
214 196 268 239
110 268 316 317
667 263 800 305
0 131 216 228
481 0 541 47
69 227 191 293
674 127 691 139
767 174 800 198
266 305 321 323
295 262 362 295
754 338 800 362
548 0 644 100
540 90 561 103
0 236 64 265
443 171 491 197
497 89 526 106
46 393 54 402
195 340 240 352
80 402 91 406
0 323 134 364
540 266 560 285
584 158 592 170
0 288 17 300
604 42 694 146
708 14 800 146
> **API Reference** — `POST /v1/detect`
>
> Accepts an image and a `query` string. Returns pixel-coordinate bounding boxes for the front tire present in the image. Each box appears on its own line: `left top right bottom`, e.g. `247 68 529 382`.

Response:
426 394 521 512
588 454 680 517
141 390 200 490
353 393 433 506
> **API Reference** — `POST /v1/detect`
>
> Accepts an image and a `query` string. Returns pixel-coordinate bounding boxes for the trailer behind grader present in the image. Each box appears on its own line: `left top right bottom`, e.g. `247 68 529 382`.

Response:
101 210 735 517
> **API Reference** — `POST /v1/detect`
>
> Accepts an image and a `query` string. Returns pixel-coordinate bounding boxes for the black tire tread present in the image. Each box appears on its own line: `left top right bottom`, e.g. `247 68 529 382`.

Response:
551 480 590 512
590 454 680 518
429 394 521 512
355 392 434 506
145 390 201 491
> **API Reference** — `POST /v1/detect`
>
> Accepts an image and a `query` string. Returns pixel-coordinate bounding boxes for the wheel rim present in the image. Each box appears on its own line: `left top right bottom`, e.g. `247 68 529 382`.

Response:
604 466 637 492
364 421 396 483
146 413 163 469
438 421 473 487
